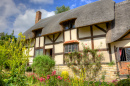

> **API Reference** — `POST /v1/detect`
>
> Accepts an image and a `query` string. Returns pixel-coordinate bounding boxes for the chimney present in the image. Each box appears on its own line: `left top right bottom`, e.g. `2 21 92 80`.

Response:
35 11 42 24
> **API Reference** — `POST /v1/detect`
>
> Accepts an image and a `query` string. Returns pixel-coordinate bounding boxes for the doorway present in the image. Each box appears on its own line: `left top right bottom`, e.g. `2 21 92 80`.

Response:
45 49 53 57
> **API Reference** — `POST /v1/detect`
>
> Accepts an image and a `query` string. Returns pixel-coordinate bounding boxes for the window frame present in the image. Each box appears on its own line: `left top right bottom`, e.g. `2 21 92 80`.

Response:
35 48 43 57
64 43 78 53
118 47 130 62
35 30 42 37
62 19 75 30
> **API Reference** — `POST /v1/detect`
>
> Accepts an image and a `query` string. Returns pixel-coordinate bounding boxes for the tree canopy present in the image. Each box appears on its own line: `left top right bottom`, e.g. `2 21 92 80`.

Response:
0 30 17 45
55 5 70 14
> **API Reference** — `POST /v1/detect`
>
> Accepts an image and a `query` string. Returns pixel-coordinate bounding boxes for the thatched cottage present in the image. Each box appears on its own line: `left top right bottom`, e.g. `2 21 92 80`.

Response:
23 0 130 80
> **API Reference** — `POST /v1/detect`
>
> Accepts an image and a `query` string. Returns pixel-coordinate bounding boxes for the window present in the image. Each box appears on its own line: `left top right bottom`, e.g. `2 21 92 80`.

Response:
63 19 75 30
119 48 130 61
35 30 41 37
65 44 78 53
35 49 43 57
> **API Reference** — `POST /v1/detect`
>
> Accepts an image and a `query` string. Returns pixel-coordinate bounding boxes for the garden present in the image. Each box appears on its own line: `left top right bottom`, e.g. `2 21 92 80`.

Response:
0 33 130 86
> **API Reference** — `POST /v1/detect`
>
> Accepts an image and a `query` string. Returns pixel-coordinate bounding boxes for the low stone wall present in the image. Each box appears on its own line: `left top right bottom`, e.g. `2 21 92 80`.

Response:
54 64 118 82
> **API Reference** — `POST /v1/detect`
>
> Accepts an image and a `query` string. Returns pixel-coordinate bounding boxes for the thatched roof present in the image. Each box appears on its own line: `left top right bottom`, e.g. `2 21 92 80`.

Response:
23 0 115 39
106 0 130 43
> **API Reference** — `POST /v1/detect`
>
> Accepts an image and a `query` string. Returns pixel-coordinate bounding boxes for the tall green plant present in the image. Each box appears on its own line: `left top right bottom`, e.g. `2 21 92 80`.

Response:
0 32 31 86
32 55 55 76
65 44 103 81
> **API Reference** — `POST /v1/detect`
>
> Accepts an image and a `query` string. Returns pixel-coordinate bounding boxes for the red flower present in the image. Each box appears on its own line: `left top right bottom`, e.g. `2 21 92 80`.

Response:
68 52 71 54
64 79 66 81
85 44 87 45
69 81 70 82
99 50 100 52
81 55 82 56
47 75 50 79
98 55 100 57
57 76 62 80
51 71 56 76
86 47 87 49
39 77 45 82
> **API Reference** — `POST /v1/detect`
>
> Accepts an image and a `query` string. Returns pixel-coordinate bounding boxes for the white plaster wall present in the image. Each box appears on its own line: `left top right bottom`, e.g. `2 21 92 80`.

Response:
35 37 39 47
29 47 34 56
111 40 130 62
55 33 63 42
45 36 52 44
79 26 91 38
71 29 77 40
55 43 63 53
40 36 44 47
99 51 110 63
55 55 63 64
93 26 105 36
45 45 53 49
64 31 70 41
79 39 91 50
94 37 107 49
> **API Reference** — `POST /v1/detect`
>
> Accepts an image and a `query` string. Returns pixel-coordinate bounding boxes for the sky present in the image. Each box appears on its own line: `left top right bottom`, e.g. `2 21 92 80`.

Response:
0 0 125 36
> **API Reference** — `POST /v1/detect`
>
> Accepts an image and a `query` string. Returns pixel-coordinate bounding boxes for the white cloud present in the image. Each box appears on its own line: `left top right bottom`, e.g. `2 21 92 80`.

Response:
81 0 92 4
70 4 76 9
0 0 20 33
30 0 53 4
13 9 55 36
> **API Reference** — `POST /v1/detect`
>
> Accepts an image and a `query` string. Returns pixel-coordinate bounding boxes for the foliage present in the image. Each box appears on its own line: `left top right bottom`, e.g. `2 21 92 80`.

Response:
65 43 103 81
0 30 17 45
116 79 130 86
27 70 115 86
108 61 115 66
0 32 31 86
26 66 32 72
61 71 69 79
32 55 55 76
55 5 70 14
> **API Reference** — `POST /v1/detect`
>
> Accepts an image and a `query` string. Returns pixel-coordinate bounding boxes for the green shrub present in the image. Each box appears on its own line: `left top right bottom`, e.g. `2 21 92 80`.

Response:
26 66 32 72
32 55 55 76
116 79 130 86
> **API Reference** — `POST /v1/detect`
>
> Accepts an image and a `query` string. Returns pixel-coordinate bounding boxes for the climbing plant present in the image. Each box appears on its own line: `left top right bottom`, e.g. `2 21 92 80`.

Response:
65 43 104 80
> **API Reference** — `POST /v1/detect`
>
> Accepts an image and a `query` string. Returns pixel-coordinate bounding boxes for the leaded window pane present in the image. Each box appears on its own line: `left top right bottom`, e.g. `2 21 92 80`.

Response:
35 50 39 57
126 48 130 61
39 49 43 55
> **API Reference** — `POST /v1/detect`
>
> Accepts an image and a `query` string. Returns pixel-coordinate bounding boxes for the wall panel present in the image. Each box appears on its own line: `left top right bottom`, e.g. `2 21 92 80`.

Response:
55 55 63 64
71 29 77 40
54 43 63 53
79 26 90 38
64 31 70 41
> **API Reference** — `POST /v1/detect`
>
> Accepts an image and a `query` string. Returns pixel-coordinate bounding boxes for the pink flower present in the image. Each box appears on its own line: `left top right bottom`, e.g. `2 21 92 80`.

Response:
47 75 50 79
39 77 45 82
98 55 100 57
86 47 87 49
85 44 87 45
64 79 66 81
51 71 56 76
57 76 62 80
68 52 71 54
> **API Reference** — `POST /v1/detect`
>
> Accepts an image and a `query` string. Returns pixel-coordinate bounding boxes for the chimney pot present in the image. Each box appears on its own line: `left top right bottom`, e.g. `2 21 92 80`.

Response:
35 11 42 24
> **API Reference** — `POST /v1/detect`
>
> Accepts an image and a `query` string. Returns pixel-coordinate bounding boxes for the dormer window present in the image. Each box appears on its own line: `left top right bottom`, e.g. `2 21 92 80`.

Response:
63 19 75 30
35 30 41 37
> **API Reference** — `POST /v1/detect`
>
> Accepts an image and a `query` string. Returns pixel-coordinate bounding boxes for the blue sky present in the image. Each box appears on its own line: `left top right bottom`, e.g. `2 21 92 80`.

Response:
0 0 125 36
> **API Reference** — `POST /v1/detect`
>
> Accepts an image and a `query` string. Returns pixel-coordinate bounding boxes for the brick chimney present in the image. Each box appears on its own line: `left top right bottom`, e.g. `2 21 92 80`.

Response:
35 11 42 24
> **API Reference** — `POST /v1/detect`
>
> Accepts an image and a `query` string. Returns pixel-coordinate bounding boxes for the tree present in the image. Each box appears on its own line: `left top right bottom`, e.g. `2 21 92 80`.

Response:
0 30 17 45
55 5 70 14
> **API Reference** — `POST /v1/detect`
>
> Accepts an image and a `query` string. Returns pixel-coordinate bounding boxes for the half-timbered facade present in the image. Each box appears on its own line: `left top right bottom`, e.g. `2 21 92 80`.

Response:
23 0 130 79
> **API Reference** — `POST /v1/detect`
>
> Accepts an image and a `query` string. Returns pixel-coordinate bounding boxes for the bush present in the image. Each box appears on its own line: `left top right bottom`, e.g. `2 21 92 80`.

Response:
116 79 130 86
32 55 55 76
61 71 69 79
26 66 32 72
